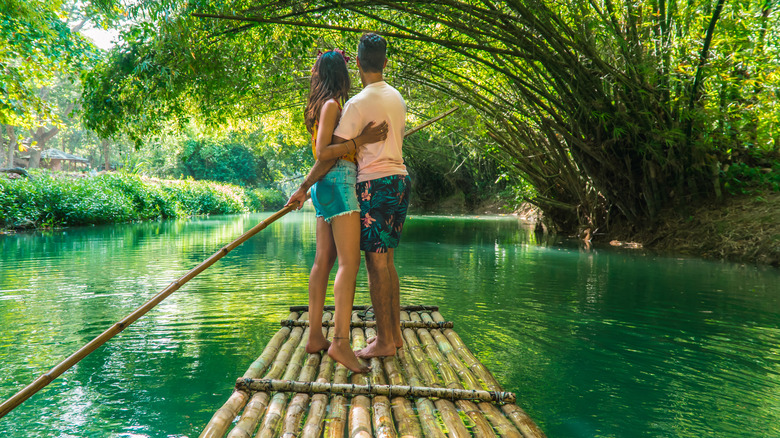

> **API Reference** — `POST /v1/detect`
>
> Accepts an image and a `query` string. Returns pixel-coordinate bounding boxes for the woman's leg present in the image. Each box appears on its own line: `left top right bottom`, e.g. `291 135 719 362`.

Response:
327 211 369 373
306 217 336 354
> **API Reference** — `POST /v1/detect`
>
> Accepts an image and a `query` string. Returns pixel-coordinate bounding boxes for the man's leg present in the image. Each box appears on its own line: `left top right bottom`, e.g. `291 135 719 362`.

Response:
356 251 396 358
386 248 403 347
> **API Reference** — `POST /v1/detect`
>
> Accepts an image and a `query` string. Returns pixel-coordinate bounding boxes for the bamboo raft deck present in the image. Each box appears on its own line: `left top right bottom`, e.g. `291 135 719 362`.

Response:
200 305 545 438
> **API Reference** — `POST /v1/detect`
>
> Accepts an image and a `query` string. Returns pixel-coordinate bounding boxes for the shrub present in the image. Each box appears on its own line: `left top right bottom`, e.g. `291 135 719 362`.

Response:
0 171 286 229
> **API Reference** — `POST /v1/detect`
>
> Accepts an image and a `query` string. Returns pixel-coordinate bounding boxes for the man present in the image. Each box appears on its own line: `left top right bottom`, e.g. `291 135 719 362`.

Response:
288 33 410 359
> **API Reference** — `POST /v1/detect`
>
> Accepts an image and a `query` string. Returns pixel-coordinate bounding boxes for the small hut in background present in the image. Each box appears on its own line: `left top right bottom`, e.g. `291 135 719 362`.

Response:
37 149 90 171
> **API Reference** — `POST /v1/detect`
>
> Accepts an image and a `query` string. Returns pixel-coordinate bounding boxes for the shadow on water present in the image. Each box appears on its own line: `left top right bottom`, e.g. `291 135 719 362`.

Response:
1 212 779 437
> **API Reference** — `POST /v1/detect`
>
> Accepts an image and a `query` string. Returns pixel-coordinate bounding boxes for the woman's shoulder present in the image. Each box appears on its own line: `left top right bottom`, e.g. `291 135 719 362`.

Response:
319 98 342 120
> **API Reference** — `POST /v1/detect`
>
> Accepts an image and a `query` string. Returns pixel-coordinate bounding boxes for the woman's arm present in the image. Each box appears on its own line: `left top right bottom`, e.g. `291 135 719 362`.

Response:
315 99 387 161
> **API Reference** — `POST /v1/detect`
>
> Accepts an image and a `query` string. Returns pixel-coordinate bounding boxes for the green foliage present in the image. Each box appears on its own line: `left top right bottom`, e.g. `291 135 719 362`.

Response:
0 0 99 126
0 171 286 229
79 0 780 231
723 162 780 195
178 138 272 186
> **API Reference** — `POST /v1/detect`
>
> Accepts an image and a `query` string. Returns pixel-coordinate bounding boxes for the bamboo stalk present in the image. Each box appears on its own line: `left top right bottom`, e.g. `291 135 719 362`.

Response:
501 404 547 438
430 311 502 391
396 314 447 438
255 313 312 438
0 205 300 419
364 326 397 438
301 318 337 438
416 313 495 438
223 313 310 438
428 312 545 438
382 355 423 438
289 305 439 312
322 362 350 438
281 320 453 328
201 312 299 438
281 313 333 437
322 311 360 438
349 313 373 438
237 378 515 403
407 313 471 438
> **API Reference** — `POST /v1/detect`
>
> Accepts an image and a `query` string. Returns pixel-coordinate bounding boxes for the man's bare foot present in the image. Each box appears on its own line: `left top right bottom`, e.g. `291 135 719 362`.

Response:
366 335 404 349
356 340 397 359
328 340 370 373
306 337 331 354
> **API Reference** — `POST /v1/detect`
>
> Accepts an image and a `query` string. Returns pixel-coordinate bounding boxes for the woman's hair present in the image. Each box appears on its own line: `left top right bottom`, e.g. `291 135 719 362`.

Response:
305 50 351 133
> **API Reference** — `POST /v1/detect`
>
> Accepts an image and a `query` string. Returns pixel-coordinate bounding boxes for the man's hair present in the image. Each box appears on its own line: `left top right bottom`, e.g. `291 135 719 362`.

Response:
357 33 387 73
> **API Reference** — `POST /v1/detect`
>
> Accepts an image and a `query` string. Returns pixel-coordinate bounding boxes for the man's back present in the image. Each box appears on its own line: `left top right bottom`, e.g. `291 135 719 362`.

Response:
334 81 407 183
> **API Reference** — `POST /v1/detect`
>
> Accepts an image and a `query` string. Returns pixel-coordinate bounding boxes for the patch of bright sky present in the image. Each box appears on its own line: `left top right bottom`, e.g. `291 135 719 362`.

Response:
81 27 119 50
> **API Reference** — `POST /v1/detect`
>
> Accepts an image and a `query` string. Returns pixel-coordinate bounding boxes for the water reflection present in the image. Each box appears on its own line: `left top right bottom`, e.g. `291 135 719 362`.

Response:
1 212 779 437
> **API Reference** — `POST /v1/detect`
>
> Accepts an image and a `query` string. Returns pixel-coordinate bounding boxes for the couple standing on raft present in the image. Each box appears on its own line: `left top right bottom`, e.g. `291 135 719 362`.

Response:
285 33 409 373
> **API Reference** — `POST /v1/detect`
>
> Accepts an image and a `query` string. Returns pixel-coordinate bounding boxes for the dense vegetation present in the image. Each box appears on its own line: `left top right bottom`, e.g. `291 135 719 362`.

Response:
0 171 286 229
2 0 778 236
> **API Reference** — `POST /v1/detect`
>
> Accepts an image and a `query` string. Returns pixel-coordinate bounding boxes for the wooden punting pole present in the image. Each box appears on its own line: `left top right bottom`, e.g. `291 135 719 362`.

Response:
235 378 517 404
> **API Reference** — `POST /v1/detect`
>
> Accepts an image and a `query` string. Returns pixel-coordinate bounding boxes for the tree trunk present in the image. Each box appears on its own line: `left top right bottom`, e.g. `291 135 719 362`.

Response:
4 125 16 167
101 139 110 170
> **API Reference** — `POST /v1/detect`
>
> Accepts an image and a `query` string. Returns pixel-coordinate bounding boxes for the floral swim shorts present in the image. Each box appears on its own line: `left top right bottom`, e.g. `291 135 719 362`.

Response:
311 159 360 223
356 174 411 253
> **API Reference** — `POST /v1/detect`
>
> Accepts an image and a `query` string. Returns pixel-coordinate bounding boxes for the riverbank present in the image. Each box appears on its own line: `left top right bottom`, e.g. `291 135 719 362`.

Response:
439 188 778 267
610 191 780 267
0 171 286 230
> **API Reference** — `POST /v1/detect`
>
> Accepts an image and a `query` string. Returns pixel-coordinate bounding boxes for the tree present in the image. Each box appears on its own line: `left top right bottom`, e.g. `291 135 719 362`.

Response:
82 0 780 231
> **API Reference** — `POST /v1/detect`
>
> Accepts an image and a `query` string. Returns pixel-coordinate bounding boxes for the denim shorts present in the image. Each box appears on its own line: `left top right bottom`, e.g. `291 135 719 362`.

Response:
311 159 360 222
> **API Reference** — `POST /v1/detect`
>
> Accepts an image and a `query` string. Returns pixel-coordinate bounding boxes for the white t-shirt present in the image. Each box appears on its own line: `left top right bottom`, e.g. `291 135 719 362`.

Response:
333 81 407 183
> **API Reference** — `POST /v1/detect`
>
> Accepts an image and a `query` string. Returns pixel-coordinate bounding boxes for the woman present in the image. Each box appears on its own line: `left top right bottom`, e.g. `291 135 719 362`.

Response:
287 50 387 373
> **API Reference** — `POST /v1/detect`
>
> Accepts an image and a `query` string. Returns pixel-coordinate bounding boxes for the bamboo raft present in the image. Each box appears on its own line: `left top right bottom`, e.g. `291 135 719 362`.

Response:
200 305 545 438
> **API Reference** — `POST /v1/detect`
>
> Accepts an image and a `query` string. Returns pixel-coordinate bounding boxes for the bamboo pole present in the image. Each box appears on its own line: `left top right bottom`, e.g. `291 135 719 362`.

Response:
420 312 521 438
429 312 546 438
289 305 439 312
281 320 453 329
322 311 359 438
396 312 447 438
222 313 309 438
430 312 502 392
0 205 300 419
255 313 312 438
200 311 299 438
407 313 471 438
364 326 397 438
228 312 331 438
416 313 495 438
349 313 373 438
381 355 423 438
322 362 350 438
301 317 337 438
234 378 516 404
281 312 332 437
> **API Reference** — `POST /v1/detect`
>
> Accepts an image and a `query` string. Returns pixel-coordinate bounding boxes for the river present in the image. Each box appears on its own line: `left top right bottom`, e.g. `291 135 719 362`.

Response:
1 212 778 437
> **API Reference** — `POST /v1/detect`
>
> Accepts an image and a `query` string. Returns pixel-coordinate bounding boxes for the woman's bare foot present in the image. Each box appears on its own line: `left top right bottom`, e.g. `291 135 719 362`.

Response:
366 334 404 349
356 340 397 359
328 340 370 373
306 336 331 354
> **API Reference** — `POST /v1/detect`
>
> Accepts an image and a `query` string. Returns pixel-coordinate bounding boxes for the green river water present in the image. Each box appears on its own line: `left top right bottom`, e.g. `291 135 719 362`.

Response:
1 212 778 437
